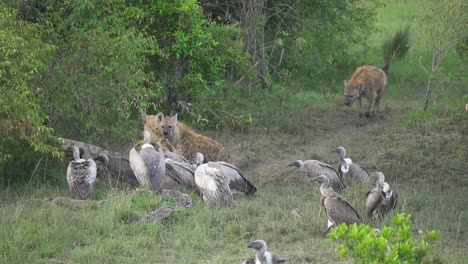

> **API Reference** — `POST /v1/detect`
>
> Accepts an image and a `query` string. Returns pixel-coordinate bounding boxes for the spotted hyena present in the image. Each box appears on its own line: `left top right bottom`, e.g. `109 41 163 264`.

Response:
344 65 387 117
141 113 229 162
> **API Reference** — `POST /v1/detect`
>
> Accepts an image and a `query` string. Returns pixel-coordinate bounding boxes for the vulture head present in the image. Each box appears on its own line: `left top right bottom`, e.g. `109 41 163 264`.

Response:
374 172 385 184
332 146 351 172
287 160 304 171
247 240 267 251
193 152 204 166
312 175 330 187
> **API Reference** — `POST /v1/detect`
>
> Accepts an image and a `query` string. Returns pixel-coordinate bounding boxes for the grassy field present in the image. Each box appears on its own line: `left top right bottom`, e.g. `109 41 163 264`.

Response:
1 0 467 263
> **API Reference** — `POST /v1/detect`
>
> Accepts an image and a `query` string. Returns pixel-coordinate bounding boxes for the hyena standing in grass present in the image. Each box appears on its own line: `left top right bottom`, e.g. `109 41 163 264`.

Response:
343 65 388 118
141 113 229 162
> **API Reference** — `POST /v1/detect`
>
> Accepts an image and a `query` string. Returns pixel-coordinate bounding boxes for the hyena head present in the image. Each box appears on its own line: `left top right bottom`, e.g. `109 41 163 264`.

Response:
156 113 178 138
343 80 360 106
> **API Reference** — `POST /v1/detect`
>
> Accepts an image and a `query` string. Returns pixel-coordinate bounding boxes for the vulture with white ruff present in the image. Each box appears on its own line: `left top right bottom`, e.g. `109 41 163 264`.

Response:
312 175 360 233
129 131 165 193
244 240 287 264
331 146 371 186
365 172 386 219
378 172 398 215
194 153 256 207
288 159 346 191
67 146 97 200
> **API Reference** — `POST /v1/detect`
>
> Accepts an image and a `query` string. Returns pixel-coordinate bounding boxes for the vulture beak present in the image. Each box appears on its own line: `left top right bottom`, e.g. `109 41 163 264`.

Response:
287 161 297 167
247 242 255 249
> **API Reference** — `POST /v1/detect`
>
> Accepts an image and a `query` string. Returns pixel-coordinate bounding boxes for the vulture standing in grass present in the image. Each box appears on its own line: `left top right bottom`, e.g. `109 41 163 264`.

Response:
331 146 371 185
129 131 165 193
365 173 386 219
194 153 256 207
366 172 398 218
67 146 97 200
288 159 346 191
94 154 139 186
378 172 398 215
312 175 360 233
244 240 287 264
164 158 200 195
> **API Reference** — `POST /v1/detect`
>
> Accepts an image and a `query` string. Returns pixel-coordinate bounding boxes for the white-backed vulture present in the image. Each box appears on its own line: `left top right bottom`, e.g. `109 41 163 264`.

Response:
164 158 200 195
381 174 398 214
94 154 139 186
67 146 97 200
331 146 371 185
288 159 346 191
312 175 360 233
366 172 398 218
129 131 165 193
365 173 386 219
245 240 287 264
194 153 256 207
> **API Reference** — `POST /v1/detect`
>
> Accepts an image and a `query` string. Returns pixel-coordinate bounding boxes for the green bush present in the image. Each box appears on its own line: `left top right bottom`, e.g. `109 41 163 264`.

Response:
328 214 440 264
382 26 411 65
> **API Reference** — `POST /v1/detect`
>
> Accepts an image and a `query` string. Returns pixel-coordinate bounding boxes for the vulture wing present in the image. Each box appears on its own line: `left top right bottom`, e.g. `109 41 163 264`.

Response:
165 159 200 194
140 147 164 193
366 188 385 217
194 164 233 207
129 147 151 187
325 196 360 225
213 161 257 195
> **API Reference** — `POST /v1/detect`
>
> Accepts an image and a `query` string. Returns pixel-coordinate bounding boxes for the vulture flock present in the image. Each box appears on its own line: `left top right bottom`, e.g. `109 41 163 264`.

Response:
64 117 398 263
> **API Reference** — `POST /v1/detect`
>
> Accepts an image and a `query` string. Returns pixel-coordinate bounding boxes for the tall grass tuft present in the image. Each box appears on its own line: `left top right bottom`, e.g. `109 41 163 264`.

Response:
382 25 411 67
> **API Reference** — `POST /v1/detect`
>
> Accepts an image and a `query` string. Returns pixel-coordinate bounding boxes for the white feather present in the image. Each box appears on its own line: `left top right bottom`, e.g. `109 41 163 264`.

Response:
341 158 353 173
264 252 273 264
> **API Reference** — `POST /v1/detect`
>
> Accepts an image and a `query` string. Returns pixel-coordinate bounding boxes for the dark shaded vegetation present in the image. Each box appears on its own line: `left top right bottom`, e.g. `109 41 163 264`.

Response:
0 0 384 183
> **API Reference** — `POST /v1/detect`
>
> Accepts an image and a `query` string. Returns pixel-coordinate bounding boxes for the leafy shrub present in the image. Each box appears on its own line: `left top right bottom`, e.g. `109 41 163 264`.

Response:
383 26 411 65
328 214 440 264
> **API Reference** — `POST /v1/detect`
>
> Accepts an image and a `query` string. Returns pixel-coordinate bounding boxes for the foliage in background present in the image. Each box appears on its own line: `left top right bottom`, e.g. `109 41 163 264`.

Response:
126 0 253 125
0 4 63 183
37 0 158 145
414 0 467 111
328 214 441 264
382 25 411 66
274 0 383 92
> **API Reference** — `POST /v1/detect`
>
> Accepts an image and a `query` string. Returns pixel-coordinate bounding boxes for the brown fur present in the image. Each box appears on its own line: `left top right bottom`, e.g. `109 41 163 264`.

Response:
344 65 387 117
141 113 229 162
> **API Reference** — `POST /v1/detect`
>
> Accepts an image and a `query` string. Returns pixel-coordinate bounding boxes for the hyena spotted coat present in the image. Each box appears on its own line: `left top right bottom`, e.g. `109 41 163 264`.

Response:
141 113 229 162
344 65 387 117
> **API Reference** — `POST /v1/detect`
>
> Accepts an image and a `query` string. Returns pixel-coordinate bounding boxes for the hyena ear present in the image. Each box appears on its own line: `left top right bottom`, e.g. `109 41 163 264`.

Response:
155 113 164 124
172 113 178 125
139 114 147 123
343 80 348 87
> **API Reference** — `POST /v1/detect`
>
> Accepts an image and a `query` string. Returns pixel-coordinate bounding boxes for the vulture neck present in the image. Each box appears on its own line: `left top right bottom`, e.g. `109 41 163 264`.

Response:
320 184 335 197
297 160 305 171
72 147 84 162
141 143 154 149
256 247 270 264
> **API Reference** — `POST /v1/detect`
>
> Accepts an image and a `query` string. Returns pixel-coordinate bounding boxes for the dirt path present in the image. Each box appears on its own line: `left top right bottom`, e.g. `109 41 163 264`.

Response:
222 103 410 185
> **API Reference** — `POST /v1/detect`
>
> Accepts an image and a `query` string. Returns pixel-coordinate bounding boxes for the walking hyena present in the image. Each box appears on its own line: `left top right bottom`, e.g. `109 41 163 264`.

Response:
141 113 229 162
344 65 387 117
